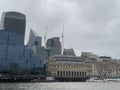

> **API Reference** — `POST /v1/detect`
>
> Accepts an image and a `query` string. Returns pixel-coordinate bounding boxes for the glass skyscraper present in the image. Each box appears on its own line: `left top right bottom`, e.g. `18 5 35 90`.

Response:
1 12 26 44
0 11 44 73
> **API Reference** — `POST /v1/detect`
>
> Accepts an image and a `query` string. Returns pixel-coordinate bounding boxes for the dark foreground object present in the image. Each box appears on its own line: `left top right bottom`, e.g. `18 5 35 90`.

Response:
55 77 88 82
0 75 88 83
0 75 45 83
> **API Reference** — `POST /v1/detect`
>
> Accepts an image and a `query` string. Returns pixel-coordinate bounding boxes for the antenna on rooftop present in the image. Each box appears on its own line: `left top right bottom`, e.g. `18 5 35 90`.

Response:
44 25 48 48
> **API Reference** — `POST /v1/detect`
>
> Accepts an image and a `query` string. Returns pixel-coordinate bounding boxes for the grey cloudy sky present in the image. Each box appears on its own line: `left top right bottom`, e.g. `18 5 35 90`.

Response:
0 0 120 58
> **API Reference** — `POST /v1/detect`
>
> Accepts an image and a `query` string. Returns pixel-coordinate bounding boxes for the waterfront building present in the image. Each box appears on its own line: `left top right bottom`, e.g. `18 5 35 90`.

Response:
0 11 44 73
85 55 120 78
46 55 89 81
1 12 26 44
0 30 44 73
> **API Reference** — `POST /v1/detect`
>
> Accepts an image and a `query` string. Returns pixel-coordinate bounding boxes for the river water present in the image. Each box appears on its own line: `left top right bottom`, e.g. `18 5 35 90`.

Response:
0 82 120 90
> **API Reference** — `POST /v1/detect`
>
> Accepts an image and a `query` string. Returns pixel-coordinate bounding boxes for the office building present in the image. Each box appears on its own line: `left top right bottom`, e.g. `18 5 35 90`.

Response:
1 11 26 44
0 11 44 73
46 37 61 56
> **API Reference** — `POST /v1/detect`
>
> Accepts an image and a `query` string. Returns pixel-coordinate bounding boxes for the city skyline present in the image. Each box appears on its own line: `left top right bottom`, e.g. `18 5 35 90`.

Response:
0 0 120 58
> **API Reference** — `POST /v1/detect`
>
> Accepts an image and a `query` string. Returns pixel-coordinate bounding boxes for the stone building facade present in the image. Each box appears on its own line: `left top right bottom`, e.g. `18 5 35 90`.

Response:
46 55 89 81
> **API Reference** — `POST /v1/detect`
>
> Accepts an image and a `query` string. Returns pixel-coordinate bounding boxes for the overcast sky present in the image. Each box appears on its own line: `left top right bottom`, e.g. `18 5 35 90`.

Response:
1 0 120 58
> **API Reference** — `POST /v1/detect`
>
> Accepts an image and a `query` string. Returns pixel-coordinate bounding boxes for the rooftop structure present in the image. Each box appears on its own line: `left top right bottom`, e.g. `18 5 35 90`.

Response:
63 48 75 56
81 52 99 60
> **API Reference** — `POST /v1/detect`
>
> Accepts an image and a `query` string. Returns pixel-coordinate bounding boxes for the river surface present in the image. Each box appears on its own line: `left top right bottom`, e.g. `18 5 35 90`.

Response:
0 82 120 90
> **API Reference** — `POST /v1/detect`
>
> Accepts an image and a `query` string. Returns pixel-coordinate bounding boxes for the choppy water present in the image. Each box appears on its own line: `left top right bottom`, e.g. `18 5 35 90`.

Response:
0 82 120 90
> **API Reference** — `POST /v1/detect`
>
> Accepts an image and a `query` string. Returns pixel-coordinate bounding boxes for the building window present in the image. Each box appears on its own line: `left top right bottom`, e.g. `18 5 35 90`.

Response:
57 71 59 76
34 41 39 46
26 59 28 64
63 71 65 76
80 72 81 76
66 71 68 76
77 72 79 76
82 72 84 77
60 71 62 76
84 72 87 77
69 71 71 76
74 71 76 76
33 64 35 67
72 71 74 76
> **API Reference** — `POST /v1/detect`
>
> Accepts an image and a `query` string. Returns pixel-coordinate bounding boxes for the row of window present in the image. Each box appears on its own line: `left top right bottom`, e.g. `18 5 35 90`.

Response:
56 71 87 77
56 66 84 69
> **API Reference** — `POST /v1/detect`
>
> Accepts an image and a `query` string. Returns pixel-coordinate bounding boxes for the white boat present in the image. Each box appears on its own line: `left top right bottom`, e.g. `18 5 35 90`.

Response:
87 77 120 82
87 77 106 82
105 78 120 82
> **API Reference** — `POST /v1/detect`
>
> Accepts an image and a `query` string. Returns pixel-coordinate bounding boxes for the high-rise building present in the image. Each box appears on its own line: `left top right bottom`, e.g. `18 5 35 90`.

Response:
0 30 44 73
27 35 62 61
27 29 42 48
1 11 26 44
27 29 48 61
46 37 61 56
0 11 44 73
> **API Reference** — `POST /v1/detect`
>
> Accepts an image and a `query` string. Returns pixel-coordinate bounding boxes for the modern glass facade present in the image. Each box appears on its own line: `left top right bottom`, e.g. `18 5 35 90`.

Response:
1 12 26 44
0 11 44 73
0 30 44 72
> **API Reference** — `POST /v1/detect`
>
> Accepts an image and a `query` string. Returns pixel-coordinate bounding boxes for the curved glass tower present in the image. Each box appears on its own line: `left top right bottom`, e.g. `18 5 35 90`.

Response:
1 11 26 44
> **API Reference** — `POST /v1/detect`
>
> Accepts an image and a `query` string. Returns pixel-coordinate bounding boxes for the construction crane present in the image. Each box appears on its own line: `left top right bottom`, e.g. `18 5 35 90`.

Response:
44 26 48 48
61 26 64 55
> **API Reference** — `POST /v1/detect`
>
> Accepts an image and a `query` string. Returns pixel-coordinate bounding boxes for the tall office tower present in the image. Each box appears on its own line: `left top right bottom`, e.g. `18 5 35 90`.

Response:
46 37 61 56
1 11 26 44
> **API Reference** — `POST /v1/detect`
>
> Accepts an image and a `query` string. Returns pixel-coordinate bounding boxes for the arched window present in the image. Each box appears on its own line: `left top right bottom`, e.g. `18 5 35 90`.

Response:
63 71 65 76
66 71 68 76
57 71 59 76
72 71 74 76
60 71 62 76
69 71 71 76
82 72 84 77
77 72 79 76
80 72 81 76
74 71 76 76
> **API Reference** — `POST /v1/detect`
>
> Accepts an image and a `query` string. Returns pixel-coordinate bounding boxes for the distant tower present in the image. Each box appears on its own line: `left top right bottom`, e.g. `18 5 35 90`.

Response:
46 37 61 56
1 11 26 44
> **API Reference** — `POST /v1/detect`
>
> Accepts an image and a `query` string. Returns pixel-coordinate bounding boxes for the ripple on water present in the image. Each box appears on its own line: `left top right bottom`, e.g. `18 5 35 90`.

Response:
0 82 120 90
